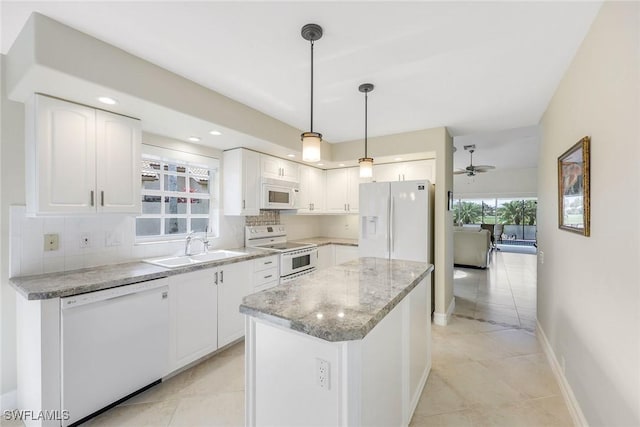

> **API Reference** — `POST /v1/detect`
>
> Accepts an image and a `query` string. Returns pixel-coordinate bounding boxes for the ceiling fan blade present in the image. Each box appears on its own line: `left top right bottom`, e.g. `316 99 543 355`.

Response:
454 170 468 175
473 165 496 170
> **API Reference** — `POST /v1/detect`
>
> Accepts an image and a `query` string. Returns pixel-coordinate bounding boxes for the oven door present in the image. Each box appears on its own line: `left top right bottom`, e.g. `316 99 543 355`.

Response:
262 184 297 209
280 248 318 277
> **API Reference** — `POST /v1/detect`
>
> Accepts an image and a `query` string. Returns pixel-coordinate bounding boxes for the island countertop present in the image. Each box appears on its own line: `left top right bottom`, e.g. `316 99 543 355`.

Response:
240 257 434 342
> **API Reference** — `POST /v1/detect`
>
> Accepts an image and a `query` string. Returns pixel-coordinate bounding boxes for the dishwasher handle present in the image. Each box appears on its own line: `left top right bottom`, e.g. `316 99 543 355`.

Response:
61 277 169 310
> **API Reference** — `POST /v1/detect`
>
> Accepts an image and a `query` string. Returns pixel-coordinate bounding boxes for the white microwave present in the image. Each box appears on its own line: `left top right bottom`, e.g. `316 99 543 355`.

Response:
261 179 300 210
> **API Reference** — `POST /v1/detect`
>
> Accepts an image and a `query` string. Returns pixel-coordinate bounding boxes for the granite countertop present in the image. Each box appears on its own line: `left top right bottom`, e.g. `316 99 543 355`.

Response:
10 247 276 300
240 257 434 342
292 237 358 247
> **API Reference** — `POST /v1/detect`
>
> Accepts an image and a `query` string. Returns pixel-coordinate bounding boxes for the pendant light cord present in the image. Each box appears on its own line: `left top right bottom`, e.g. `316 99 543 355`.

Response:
310 40 314 133
364 90 368 157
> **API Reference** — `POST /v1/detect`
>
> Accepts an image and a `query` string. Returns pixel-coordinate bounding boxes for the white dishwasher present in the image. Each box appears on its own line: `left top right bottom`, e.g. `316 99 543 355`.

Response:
61 278 169 426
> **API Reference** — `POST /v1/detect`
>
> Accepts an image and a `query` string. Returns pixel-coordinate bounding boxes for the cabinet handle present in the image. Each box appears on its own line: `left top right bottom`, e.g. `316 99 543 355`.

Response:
264 261 272 265
220 270 224 284
264 275 273 279
90 190 94 207
100 191 104 207
214 272 218 285
243 200 246 209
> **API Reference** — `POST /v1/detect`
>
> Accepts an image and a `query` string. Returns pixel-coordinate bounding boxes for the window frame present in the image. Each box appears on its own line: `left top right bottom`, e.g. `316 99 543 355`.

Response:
136 145 219 243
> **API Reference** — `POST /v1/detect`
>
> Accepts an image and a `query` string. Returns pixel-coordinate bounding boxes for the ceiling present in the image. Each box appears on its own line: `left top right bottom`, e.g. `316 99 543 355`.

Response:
1 1 601 162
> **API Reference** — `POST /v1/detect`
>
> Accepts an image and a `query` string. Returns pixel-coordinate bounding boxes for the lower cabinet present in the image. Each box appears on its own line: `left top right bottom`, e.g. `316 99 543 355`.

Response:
334 245 359 265
217 261 254 348
317 245 335 270
168 258 267 374
169 267 219 372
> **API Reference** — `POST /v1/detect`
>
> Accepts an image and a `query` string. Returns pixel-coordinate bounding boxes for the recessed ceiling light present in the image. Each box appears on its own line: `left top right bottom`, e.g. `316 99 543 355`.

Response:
317 163 324 166
97 96 118 105
287 154 296 158
188 136 201 142
338 163 345 167
209 130 222 136
394 157 402 161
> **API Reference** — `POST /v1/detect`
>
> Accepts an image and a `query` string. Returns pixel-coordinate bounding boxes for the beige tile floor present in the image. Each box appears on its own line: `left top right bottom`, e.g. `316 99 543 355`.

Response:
4 251 572 427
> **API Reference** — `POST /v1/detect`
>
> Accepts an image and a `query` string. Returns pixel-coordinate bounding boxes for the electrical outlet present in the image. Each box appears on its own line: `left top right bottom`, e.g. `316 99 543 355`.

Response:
79 233 91 249
44 234 59 251
316 358 330 390
539 250 545 264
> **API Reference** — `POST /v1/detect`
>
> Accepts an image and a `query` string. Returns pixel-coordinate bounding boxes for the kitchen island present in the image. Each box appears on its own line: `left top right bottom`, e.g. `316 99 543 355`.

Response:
241 257 434 427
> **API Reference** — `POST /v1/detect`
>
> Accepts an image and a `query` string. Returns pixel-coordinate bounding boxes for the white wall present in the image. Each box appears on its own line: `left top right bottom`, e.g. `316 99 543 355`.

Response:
319 215 359 240
279 215 322 240
454 167 537 199
537 1 639 425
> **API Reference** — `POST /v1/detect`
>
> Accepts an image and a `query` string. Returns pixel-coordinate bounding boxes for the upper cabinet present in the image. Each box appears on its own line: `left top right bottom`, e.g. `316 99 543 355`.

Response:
373 159 436 183
261 155 299 182
325 167 360 214
223 148 260 216
25 94 141 216
298 165 325 214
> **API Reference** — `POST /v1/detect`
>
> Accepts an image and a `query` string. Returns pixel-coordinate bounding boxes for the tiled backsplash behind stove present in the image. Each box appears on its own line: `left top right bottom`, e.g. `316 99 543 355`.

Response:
245 210 280 226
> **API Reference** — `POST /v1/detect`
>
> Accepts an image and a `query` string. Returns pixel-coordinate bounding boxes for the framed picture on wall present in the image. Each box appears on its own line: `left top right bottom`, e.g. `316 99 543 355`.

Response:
557 136 590 236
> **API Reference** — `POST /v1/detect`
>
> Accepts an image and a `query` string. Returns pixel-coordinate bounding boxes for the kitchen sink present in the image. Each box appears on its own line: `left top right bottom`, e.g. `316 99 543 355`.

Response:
144 250 248 269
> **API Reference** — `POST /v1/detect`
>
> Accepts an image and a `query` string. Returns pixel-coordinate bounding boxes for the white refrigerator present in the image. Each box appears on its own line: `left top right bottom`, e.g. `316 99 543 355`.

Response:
359 180 432 263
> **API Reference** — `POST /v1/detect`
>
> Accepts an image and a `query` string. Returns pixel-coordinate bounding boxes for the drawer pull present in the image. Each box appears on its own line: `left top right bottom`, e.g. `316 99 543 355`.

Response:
264 261 272 265
264 275 273 279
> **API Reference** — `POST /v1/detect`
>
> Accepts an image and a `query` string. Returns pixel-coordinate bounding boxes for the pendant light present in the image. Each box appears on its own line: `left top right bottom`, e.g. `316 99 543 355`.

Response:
358 83 374 178
301 23 323 162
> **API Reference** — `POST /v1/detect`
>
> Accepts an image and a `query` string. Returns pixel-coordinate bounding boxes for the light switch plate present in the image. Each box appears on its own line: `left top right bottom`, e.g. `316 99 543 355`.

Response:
44 234 59 251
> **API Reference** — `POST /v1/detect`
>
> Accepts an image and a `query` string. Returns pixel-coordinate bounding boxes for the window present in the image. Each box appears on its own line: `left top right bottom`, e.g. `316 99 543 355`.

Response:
136 146 219 241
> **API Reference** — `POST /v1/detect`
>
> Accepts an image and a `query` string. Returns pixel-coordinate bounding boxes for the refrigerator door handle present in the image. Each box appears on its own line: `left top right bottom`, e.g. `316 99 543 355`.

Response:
390 196 395 254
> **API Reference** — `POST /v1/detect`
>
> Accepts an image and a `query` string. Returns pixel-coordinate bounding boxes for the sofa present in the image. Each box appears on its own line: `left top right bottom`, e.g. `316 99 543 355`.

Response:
453 227 492 268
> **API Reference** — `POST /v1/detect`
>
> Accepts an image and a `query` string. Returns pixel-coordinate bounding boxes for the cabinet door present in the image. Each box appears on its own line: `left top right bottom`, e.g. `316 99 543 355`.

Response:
401 160 435 183
96 110 141 213
316 245 335 270
298 165 313 213
243 150 261 215
169 268 218 371
32 95 96 214
347 167 360 213
334 245 359 265
260 155 282 180
325 169 348 213
218 261 253 348
373 163 401 182
309 167 326 212
281 159 300 182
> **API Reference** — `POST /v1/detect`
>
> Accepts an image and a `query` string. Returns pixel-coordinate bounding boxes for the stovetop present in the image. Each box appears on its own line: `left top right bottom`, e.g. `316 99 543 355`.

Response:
254 242 315 252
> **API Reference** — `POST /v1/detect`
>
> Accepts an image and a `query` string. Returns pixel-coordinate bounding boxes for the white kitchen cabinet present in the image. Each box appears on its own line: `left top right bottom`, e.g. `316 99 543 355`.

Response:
334 245 359 265
169 267 218 372
252 255 279 291
217 260 254 348
223 148 261 215
316 244 335 270
25 94 141 215
325 167 360 213
261 155 299 182
298 165 325 213
373 159 436 183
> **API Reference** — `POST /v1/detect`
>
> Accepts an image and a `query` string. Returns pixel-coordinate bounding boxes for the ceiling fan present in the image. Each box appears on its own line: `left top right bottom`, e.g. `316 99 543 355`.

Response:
454 145 496 176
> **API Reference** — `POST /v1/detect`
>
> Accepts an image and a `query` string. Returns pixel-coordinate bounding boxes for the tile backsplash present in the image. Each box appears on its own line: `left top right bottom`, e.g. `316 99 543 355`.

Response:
245 210 280 226
10 205 245 277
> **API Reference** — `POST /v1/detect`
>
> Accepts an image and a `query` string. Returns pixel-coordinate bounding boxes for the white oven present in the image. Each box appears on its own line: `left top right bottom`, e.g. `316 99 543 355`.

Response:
262 179 300 210
280 246 318 279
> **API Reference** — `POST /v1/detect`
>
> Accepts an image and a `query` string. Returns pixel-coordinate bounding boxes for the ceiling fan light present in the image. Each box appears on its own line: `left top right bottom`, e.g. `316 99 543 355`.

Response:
301 132 322 162
359 157 374 178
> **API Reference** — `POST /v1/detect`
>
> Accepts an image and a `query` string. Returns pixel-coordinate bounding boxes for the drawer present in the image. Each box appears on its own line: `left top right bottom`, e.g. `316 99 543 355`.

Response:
254 255 278 271
253 267 278 288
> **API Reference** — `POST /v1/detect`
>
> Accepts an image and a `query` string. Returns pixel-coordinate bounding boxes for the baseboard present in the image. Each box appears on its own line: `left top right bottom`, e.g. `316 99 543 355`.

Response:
537 321 589 427
433 297 455 326
0 389 17 411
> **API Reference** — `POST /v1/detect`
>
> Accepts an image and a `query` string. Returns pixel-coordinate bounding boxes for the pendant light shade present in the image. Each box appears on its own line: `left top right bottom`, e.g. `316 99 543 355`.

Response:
358 83 375 178
301 24 323 162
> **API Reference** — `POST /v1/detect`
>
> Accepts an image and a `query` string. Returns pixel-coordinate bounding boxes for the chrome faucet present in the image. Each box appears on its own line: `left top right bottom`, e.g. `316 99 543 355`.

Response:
185 231 209 256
